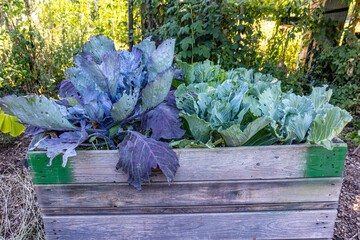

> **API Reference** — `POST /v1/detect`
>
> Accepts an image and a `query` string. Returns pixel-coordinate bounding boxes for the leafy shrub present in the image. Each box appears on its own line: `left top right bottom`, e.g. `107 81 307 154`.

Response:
306 31 360 110
144 0 310 72
0 0 141 96
0 0 52 96
283 6 360 110
0 36 184 190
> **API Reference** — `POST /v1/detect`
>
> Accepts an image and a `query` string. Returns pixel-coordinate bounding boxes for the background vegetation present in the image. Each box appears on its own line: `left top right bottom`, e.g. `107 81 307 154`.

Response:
0 1 359 239
0 0 359 115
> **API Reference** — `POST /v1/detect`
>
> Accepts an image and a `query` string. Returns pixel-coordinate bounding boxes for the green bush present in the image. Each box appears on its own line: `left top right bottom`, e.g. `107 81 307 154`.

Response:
0 0 140 97
285 14 360 110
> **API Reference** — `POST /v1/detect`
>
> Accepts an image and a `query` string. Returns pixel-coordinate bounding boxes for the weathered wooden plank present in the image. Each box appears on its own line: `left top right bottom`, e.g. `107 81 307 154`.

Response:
27 143 347 184
34 178 342 208
43 209 337 240
41 202 339 216
305 144 347 177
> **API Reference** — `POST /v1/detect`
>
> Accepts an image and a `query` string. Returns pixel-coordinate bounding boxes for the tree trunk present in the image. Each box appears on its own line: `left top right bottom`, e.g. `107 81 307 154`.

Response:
128 0 134 51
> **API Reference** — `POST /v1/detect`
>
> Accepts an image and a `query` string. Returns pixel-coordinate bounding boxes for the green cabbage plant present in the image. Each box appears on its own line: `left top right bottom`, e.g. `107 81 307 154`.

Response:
175 61 352 150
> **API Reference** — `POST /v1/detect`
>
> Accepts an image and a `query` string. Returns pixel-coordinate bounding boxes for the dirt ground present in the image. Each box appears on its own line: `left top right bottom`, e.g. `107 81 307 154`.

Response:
0 131 359 240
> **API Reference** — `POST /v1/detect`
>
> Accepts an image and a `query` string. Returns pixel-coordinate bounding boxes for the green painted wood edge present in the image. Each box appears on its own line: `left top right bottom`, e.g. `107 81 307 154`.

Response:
27 152 74 184
305 143 347 178
27 143 348 184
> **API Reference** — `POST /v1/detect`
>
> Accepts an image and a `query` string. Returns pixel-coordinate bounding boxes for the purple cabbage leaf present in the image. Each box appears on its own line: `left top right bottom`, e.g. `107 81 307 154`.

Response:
117 131 179 190
58 79 83 105
79 35 116 64
141 103 185 140
147 39 175 82
37 123 89 167
25 125 46 136
0 35 182 190
165 90 177 107
133 38 156 67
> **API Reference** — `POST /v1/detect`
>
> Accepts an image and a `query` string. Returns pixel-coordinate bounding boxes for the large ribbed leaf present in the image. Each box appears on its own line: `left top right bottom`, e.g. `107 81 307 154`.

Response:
286 113 313 142
141 67 175 112
219 117 271 147
307 107 352 149
0 95 77 129
174 84 198 115
79 35 115 64
111 89 139 122
134 37 156 65
242 128 277 146
309 85 332 112
279 93 314 142
140 103 185 140
282 93 313 120
258 83 283 122
180 112 211 143
148 39 175 82
210 101 232 127
117 131 179 190
64 67 98 104
58 80 83 105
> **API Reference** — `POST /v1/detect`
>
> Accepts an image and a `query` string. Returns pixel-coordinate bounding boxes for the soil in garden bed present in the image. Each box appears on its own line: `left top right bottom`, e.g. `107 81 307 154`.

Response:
0 131 359 239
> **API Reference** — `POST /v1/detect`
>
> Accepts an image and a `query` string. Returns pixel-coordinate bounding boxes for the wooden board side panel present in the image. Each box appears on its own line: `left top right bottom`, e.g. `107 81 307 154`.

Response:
305 144 347 177
41 202 339 216
43 210 337 240
34 178 342 208
27 143 347 184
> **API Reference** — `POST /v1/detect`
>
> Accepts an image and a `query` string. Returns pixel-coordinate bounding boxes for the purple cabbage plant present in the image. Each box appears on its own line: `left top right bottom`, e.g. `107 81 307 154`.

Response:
0 35 185 190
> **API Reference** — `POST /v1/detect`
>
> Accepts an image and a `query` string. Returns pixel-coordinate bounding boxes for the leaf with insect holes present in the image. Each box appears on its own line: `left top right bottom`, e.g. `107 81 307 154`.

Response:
58 80 83 105
79 35 115 64
0 95 77 130
111 88 140 122
148 39 175 82
141 67 175 112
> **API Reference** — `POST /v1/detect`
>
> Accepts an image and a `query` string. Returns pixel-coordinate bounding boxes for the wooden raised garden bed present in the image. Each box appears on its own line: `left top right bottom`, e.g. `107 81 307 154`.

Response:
27 143 347 240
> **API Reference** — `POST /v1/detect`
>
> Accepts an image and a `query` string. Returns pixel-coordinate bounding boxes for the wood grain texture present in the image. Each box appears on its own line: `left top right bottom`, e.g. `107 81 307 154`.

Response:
35 178 342 208
43 209 337 240
27 145 346 239
27 143 347 184
305 144 347 177
41 202 339 216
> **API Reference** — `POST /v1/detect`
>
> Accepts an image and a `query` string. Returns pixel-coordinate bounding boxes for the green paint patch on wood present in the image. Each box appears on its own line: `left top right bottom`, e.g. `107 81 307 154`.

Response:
27 152 74 184
305 143 347 178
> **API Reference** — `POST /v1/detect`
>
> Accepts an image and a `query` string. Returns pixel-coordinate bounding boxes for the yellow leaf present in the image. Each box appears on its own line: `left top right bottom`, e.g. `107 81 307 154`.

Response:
0 110 26 137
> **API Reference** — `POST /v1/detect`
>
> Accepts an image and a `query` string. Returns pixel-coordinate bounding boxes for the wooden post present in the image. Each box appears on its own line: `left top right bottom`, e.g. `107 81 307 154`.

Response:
140 0 145 39
349 0 360 34
338 0 359 45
